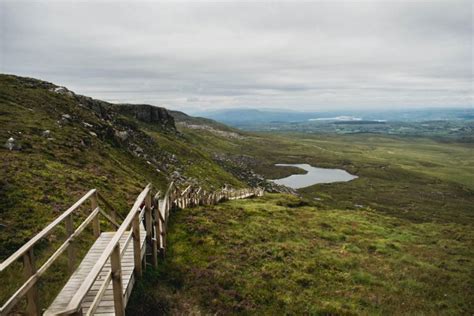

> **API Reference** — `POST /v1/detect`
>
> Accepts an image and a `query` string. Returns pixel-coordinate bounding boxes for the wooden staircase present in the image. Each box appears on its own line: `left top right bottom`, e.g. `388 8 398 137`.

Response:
0 183 263 315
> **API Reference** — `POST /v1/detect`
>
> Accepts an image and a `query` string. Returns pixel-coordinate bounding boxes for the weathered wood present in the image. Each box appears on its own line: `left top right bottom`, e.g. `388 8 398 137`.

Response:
64 185 151 314
91 193 100 238
66 214 76 273
132 210 142 278
152 199 161 265
4 182 264 316
110 244 125 316
97 192 124 222
0 189 96 272
45 229 146 316
145 191 152 246
23 249 40 316
98 208 120 229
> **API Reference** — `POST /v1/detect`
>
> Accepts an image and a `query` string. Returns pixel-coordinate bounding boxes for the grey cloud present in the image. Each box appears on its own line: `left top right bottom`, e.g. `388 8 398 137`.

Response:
0 0 472 111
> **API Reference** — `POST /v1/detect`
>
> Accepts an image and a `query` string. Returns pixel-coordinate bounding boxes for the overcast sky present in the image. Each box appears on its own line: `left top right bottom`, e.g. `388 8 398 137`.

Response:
1 0 472 111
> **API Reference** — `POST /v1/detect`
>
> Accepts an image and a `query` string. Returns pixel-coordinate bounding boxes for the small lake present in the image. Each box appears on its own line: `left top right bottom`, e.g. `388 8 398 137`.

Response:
271 163 358 189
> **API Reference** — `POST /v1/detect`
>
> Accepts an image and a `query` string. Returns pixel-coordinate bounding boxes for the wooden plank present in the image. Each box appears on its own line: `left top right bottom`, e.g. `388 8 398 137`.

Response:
64 185 150 314
23 249 39 316
1 207 101 316
91 193 100 238
110 244 124 316
132 213 142 278
45 227 146 315
66 214 75 273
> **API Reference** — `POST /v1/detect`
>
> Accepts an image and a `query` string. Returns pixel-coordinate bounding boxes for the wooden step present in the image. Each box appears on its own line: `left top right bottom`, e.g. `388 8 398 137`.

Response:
44 228 146 315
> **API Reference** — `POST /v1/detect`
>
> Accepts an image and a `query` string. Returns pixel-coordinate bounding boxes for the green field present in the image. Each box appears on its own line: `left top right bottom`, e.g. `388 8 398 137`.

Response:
128 130 474 315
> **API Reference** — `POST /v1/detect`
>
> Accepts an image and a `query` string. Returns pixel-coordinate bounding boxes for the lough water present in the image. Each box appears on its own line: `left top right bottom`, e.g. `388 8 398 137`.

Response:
271 163 358 189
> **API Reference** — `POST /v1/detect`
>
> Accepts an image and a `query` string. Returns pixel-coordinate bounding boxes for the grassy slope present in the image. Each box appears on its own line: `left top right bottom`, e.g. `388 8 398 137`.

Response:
129 195 473 315
0 74 242 309
1 74 473 314
128 128 474 315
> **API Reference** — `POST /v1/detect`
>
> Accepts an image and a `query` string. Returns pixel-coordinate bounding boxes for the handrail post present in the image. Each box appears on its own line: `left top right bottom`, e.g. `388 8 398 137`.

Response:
145 191 152 247
151 193 159 267
91 192 100 238
23 249 39 316
154 201 164 259
65 214 75 273
132 212 142 278
110 244 125 316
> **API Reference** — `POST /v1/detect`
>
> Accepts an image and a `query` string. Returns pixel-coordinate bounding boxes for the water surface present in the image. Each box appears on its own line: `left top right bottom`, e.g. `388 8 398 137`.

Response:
271 163 358 189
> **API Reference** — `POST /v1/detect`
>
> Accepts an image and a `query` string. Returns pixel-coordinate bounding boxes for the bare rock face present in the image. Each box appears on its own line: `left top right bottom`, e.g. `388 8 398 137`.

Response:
117 104 176 130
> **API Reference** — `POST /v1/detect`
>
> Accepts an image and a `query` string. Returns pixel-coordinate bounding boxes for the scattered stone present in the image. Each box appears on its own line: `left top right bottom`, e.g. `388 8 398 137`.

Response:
52 86 74 97
42 130 51 137
83 122 93 128
62 114 71 120
5 137 15 150
115 130 129 141
89 132 97 137
355 204 364 208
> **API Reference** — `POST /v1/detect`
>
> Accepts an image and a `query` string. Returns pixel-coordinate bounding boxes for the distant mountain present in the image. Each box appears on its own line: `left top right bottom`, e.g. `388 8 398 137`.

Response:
194 109 320 125
195 108 474 127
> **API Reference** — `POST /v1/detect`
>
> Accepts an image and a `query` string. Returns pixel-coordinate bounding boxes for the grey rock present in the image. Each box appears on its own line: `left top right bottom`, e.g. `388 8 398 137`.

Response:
61 114 72 120
117 104 175 130
115 130 129 141
5 137 15 150
42 130 51 137
53 86 75 97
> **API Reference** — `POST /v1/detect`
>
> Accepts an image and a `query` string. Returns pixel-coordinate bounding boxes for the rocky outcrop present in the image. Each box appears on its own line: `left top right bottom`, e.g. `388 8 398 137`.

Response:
117 104 175 130
212 153 297 194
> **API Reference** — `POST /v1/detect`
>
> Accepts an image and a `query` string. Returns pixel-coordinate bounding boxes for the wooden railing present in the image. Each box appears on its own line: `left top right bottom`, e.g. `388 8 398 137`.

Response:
0 190 119 316
0 183 264 315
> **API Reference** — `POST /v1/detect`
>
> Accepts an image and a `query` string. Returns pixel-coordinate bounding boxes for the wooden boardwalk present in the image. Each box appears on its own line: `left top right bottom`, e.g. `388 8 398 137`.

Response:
0 184 264 316
44 228 146 315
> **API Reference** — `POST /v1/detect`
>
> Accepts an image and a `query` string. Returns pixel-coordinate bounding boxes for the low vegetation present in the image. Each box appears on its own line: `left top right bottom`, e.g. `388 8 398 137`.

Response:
1 74 473 314
129 127 474 315
128 194 473 315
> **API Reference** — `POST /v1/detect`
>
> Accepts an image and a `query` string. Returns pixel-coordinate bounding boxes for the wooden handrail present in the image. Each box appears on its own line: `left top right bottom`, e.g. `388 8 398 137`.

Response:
0 189 96 271
61 184 152 315
0 207 101 315
97 192 125 221
1 181 264 315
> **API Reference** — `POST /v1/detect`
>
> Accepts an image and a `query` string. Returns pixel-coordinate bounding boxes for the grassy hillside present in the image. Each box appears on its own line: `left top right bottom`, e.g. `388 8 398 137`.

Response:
128 126 474 315
0 74 244 310
129 194 473 315
1 74 473 314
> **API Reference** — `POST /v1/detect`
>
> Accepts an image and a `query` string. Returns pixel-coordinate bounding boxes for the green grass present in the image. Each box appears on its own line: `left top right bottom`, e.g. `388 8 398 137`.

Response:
0 74 244 311
128 127 474 315
2 74 473 314
128 195 474 315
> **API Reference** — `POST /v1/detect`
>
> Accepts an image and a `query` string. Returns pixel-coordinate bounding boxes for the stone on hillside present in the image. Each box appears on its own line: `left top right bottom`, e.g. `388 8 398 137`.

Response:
115 130 129 141
83 122 93 128
89 132 97 137
42 130 51 137
5 137 15 150
53 86 75 97
117 104 176 130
